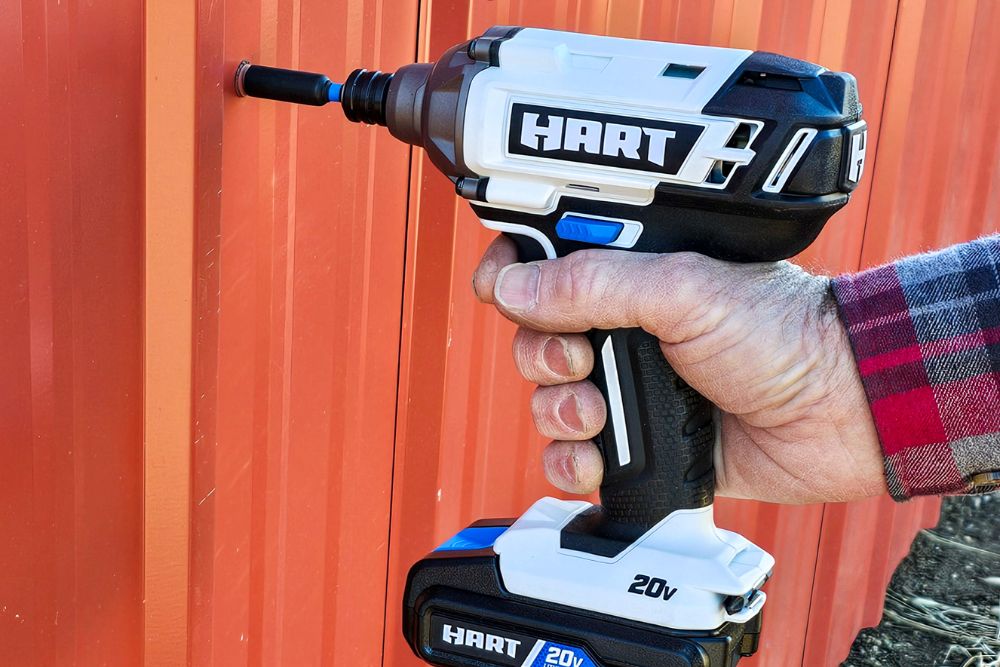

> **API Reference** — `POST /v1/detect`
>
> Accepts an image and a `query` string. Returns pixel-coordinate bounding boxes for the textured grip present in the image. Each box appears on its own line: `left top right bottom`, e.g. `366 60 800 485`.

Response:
502 232 716 531
589 329 715 530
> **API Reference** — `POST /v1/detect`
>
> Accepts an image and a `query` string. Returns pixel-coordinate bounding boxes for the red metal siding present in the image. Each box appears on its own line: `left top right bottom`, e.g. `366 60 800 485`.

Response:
0 1 145 665
2 0 997 664
863 0 1000 262
804 1 1000 663
187 1 417 665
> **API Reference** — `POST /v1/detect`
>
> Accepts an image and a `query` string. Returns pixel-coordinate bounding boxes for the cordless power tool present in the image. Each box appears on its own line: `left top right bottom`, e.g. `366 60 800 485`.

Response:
237 26 867 667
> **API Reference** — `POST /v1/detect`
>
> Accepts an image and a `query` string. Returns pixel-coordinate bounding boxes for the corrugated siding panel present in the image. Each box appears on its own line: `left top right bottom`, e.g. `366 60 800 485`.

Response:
188 1 417 665
862 0 1000 262
804 0 1000 663
2 0 995 664
384 2 956 667
0 1 145 665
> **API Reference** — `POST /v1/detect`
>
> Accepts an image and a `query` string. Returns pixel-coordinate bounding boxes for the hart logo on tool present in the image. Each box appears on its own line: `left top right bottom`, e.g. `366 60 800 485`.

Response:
441 623 521 658
508 103 704 176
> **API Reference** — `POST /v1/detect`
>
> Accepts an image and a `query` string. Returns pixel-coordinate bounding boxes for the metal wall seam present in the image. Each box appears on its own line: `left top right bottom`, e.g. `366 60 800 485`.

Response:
144 0 196 664
379 0 426 660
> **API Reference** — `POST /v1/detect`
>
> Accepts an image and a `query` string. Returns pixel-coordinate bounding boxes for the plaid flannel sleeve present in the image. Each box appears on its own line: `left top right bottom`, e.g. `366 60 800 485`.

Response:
832 235 1000 501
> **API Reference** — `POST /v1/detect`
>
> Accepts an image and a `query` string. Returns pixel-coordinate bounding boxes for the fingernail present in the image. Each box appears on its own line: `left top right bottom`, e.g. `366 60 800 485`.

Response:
542 336 573 376
495 264 539 312
557 393 585 432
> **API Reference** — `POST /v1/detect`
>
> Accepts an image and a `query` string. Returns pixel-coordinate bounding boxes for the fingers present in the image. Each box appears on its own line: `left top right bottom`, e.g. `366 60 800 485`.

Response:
542 440 604 494
512 328 593 386
530 381 606 441
491 249 716 342
472 235 518 304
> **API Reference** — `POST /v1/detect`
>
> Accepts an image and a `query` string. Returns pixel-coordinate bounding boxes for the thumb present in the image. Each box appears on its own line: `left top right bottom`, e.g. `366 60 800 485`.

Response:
492 249 714 342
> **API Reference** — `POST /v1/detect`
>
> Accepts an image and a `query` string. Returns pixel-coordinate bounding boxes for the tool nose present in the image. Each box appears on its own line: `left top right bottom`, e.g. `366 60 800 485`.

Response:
234 61 343 107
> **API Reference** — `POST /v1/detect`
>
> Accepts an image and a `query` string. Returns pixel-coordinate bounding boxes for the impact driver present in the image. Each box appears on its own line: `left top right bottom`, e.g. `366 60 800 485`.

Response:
236 25 867 667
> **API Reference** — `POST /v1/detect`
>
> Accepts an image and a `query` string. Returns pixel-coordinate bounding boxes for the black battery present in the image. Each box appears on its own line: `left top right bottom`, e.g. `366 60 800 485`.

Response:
404 521 762 667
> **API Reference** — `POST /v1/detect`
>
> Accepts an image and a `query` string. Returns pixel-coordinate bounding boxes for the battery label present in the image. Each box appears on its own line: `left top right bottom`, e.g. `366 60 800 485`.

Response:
429 615 537 665
524 641 599 667
428 614 600 666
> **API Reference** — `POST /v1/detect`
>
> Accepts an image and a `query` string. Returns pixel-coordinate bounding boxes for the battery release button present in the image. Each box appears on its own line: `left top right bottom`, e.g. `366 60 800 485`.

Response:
556 216 624 245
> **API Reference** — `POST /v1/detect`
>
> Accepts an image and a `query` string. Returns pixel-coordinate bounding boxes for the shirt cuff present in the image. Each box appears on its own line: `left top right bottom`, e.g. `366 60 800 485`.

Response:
831 237 1000 501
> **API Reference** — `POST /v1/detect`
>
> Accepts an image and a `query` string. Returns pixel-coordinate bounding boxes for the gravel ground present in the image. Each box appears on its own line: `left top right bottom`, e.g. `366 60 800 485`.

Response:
844 493 1000 667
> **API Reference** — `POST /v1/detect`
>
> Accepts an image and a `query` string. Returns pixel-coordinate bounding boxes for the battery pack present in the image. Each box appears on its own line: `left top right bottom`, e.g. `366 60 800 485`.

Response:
404 520 762 667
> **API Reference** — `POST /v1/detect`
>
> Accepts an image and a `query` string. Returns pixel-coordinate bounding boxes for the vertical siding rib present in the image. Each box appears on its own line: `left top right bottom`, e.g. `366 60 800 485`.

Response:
144 0 196 663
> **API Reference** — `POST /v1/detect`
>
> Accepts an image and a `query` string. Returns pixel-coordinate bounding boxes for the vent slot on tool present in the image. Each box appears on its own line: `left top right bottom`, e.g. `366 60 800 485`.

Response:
661 64 705 79
706 161 737 185
762 128 817 193
725 123 757 150
705 123 760 186
738 71 803 91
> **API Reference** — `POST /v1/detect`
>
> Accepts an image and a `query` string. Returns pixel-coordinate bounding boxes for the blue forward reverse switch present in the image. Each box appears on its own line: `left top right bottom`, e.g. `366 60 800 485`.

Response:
556 215 624 245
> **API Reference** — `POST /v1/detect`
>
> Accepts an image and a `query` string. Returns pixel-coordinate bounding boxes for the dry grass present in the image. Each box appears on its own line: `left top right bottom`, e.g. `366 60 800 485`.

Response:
882 588 1000 666
845 494 1000 667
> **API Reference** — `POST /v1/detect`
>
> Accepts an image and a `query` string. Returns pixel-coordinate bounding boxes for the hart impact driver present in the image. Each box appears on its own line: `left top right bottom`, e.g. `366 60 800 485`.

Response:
237 26 867 667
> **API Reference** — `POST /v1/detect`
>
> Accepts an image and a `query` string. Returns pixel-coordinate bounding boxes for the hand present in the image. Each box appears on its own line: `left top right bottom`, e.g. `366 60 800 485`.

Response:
473 236 888 505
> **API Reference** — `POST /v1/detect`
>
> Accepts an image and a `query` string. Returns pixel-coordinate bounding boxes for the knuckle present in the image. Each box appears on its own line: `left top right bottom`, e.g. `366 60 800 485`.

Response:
553 250 613 306
650 252 716 328
658 251 707 284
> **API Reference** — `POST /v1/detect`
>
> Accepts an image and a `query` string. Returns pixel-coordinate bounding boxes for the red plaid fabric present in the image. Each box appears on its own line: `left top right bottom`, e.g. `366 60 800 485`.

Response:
832 235 1000 500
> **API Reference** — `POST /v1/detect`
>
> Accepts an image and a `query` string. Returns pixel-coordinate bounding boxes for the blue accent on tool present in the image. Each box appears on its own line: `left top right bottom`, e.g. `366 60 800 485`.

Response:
329 82 343 103
435 526 509 552
529 642 599 667
556 215 625 245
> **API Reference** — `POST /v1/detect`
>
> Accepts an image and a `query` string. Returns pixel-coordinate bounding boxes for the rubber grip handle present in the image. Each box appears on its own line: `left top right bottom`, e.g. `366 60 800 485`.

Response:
589 329 715 530
502 232 715 531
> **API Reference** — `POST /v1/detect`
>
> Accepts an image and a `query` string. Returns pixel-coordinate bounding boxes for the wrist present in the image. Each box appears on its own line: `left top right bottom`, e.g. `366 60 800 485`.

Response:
817 281 889 499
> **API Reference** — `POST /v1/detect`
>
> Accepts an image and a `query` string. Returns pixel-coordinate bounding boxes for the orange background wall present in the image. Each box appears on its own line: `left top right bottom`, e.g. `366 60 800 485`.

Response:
0 0 997 665
1 1 144 664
